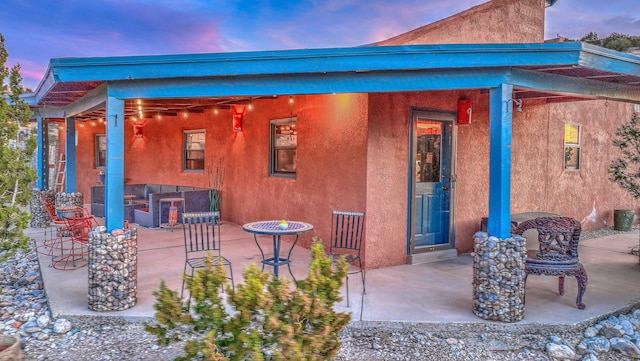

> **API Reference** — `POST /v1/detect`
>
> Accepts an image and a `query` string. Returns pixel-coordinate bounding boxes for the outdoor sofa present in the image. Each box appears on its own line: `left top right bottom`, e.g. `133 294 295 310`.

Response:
90 184 213 227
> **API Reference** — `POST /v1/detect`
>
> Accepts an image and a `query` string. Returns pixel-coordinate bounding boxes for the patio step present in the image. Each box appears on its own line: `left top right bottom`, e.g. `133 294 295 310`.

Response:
410 248 457 264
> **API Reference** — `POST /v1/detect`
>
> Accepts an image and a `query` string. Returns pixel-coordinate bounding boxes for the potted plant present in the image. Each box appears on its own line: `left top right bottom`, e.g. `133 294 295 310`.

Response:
208 157 224 212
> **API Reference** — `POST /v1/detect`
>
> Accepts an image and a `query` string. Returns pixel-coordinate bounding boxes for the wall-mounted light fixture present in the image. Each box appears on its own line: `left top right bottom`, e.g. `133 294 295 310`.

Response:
457 99 472 125
232 105 245 132
505 98 523 112
133 123 143 138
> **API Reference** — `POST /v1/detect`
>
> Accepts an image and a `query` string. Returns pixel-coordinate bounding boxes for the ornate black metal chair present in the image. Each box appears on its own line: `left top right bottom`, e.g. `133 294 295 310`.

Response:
181 212 234 299
329 210 365 307
513 216 587 309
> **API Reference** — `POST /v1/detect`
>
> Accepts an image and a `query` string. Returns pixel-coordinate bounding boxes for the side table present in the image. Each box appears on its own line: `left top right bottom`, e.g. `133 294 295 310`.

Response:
242 220 314 280
159 197 185 231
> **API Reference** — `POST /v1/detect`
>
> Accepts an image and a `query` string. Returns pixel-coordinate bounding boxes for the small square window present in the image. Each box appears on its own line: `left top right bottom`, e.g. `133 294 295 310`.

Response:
184 130 205 171
270 118 297 177
95 134 106 168
564 123 580 170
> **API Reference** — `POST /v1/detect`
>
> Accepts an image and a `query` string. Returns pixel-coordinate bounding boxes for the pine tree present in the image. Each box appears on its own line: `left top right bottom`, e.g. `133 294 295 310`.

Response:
0 33 37 259
609 112 640 199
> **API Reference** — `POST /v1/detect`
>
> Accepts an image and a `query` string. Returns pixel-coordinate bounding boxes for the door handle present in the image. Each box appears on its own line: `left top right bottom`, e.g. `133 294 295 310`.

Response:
442 186 448 191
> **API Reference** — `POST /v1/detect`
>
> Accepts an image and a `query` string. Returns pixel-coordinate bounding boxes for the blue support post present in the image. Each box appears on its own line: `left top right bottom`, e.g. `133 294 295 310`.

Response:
65 117 76 192
105 96 125 231
36 115 49 190
487 83 513 238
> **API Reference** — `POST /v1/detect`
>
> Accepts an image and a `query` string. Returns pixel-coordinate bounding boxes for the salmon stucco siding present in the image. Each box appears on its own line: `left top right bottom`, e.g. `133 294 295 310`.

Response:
74 94 370 261
70 90 640 268
377 0 546 46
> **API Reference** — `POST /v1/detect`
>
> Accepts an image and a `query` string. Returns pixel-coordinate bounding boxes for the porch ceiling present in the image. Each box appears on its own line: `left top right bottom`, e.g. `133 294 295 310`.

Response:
27 42 640 121
34 94 275 122
513 64 640 102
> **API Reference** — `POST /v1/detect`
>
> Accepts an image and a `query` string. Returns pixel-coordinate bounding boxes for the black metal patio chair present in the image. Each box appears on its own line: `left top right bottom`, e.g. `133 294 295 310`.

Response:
329 210 365 307
181 211 234 300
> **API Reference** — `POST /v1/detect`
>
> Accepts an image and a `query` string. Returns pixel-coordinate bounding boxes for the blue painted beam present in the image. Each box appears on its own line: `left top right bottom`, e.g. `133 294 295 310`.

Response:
107 68 512 99
65 117 76 192
104 96 125 231
47 43 586 84
487 83 513 239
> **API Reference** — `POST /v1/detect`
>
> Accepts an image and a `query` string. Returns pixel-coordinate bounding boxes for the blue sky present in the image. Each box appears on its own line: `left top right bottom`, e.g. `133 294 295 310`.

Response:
1 0 638 90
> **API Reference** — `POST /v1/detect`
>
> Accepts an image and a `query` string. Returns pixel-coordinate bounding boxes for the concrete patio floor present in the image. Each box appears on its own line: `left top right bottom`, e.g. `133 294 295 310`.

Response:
25 218 640 331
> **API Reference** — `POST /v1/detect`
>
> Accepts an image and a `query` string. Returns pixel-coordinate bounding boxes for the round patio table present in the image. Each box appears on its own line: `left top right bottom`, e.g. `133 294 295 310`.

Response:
242 220 313 279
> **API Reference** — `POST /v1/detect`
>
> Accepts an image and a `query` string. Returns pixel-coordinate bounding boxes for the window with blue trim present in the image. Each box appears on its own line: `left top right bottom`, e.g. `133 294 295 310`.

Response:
183 130 205 171
270 118 297 177
564 123 580 170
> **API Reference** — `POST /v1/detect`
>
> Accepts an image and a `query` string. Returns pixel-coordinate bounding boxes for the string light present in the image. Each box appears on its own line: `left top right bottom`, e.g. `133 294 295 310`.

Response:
288 96 295 140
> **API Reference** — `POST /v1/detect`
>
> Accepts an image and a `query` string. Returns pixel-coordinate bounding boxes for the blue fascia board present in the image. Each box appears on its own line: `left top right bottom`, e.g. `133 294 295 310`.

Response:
107 68 512 99
580 43 640 65
47 43 586 83
33 65 57 104
579 53 640 80
20 93 36 106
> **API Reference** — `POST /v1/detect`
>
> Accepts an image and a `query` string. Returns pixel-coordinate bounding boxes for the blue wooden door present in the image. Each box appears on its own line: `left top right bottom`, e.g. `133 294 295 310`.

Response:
411 112 453 251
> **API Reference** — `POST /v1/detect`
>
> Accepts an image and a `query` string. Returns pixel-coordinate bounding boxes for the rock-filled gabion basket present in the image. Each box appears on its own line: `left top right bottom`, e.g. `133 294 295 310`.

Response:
88 227 138 312
55 192 83 209
29 189 55 228
472 232 526 322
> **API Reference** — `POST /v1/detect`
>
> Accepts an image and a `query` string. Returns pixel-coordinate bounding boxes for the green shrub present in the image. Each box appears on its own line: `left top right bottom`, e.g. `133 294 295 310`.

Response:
145 238 351 361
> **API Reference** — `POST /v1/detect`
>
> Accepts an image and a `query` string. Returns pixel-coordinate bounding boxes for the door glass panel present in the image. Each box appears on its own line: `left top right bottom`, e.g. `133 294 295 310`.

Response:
416 122 441 183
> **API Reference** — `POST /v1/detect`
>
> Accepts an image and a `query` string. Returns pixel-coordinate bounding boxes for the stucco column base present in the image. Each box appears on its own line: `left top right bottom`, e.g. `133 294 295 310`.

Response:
472 232 526 322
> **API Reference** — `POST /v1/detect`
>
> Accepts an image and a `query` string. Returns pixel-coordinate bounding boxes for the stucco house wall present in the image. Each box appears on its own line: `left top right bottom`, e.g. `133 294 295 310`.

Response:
511 101 637 230
74 122 105 195
452 98 637 254
219 94 369 252
363 88 638 258
67 0 640 269
377 0 546 46
71 92 639 269
74 94 370 254
371 0 640 257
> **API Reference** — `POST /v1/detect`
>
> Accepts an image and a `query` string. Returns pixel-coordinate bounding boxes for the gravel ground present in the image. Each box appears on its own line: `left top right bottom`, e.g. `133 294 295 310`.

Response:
19 226 640 360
